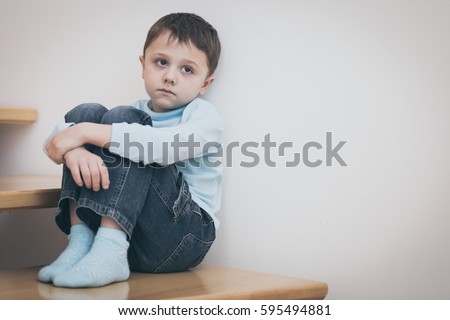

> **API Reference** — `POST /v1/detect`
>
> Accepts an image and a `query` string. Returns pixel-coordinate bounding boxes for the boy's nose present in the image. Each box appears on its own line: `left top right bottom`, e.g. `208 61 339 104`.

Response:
164 68 177 85
164 78 175 85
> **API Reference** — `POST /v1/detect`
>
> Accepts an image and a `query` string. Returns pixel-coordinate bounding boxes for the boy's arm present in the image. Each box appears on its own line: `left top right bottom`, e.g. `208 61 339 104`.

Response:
108 106 224 165
45 123 112 164
46 100 223 166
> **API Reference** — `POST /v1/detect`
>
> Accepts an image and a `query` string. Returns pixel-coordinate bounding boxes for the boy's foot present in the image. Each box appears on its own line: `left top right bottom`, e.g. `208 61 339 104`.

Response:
53 227 130 288
38 224 94 283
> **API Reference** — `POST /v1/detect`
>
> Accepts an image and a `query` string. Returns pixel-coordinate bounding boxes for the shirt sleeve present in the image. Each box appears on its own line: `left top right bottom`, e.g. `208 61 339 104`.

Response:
108 103 224 165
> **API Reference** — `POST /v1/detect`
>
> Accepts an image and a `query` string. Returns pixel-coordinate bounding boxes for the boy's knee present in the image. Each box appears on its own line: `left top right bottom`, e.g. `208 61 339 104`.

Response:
100 105 152 126
64 103 108 124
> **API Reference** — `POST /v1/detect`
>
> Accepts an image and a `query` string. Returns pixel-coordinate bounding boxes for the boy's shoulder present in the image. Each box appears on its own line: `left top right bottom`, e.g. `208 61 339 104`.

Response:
131 99 151 111
185 97 215 113
183 98 223 124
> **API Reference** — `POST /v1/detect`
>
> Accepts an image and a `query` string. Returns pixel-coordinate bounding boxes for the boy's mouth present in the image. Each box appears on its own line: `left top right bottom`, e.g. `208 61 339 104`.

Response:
158 88 175 96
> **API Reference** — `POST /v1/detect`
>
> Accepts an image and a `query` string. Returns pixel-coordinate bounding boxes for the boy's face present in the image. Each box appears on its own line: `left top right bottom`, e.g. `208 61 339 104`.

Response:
139 31 214 112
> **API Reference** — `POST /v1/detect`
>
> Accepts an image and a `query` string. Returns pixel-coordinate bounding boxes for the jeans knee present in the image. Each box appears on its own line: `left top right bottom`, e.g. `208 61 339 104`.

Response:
100 105 152 126
64 103 108 124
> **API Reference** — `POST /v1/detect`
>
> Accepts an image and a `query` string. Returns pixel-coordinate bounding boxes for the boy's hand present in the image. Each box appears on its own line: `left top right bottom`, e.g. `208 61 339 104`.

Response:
45 124 86 164
63 147 110 191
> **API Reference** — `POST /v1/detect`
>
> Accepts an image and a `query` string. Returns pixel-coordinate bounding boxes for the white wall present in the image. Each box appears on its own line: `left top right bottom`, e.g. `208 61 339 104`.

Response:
1 0 449 299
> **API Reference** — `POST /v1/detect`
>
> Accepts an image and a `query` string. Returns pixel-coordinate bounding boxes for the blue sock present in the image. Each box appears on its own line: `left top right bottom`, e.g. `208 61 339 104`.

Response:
38 224 94 283
53 227 130 288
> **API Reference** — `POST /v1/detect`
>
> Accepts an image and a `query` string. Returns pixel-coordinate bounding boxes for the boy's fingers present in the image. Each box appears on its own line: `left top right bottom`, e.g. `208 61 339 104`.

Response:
80 163 92 189
70 166 84 187
88 161 101 191
66 159 84 187
98 161 110 190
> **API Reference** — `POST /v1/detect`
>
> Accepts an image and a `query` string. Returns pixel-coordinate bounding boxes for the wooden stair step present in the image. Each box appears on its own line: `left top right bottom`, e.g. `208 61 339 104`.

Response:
0 106 37 124
0 176 61 210
0 265 328 300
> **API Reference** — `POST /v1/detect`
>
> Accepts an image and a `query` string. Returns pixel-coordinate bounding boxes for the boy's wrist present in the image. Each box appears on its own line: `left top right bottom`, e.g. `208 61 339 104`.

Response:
75 122 90 146
79 122 112 149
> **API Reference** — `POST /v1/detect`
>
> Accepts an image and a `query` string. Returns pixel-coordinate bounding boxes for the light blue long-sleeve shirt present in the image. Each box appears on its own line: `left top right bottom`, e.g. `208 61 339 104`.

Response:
45 97 224 228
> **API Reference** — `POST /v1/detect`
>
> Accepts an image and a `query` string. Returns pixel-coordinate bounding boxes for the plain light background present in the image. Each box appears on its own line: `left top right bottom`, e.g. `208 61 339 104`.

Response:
1 0 449 299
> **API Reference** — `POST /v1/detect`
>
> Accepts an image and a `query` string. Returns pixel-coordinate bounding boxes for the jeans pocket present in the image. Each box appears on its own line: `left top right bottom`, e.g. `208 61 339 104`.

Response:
171 172 191 221
154 233 214 273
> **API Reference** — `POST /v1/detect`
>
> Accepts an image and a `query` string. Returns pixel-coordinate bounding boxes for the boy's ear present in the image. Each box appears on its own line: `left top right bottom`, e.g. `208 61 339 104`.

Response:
139 55 145 78
198 76 215 95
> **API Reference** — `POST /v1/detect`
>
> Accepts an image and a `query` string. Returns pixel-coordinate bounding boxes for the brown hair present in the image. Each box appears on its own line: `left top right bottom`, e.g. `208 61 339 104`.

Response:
143 13 221 76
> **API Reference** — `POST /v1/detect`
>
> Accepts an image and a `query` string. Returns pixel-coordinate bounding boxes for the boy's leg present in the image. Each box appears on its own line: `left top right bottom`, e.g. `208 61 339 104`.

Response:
53 103 110 234
127 165 216 274
53 106 153 288
44 104 214 285
38 103 108 282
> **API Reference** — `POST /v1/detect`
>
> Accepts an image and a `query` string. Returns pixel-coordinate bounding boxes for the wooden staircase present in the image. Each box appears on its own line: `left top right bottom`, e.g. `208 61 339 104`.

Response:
0 106 61 211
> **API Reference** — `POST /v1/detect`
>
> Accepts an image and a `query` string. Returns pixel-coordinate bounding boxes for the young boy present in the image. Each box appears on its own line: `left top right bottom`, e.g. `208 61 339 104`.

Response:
39 12 223 288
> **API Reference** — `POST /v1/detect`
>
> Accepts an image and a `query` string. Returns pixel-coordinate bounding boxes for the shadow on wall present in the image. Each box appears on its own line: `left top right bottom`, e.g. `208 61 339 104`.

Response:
0 208 67 269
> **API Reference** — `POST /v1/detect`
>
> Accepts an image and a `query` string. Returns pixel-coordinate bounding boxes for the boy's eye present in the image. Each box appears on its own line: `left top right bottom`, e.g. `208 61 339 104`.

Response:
181 66 193 74
156 59 167 67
